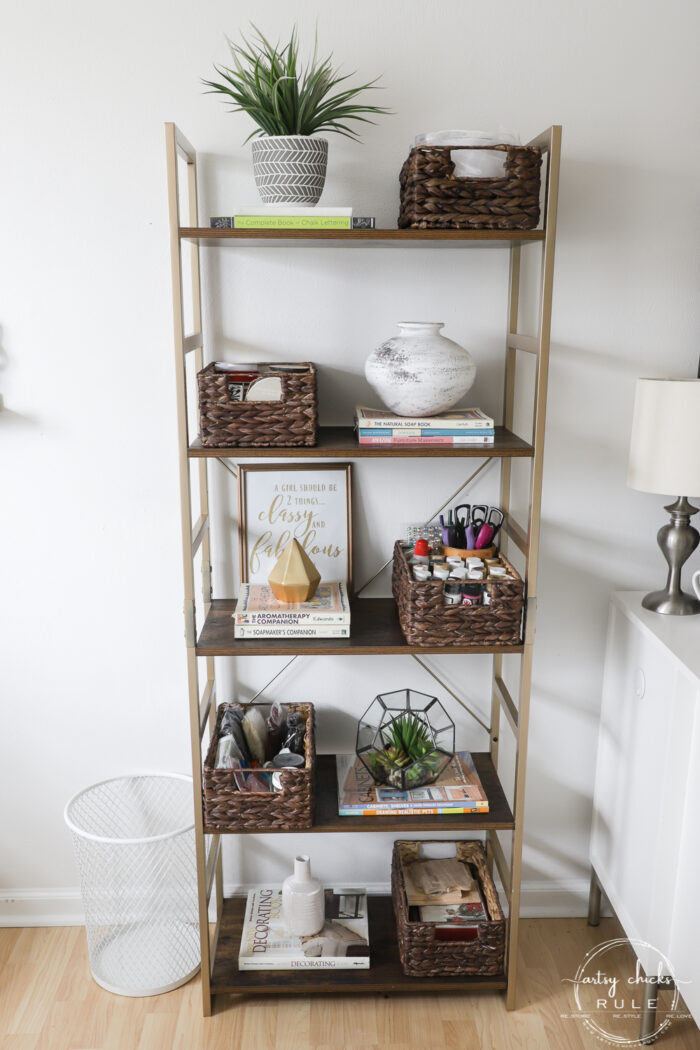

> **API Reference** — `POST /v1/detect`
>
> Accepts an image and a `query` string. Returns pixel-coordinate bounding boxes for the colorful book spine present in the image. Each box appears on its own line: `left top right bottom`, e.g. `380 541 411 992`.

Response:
339 798 488 811
234 625 350 639
358 428 495 438
355 408 494 430
211 216 375 230
240 955 369 970
338 806 489 817
236 615 350 626
356 420 494 431
358 435 495 446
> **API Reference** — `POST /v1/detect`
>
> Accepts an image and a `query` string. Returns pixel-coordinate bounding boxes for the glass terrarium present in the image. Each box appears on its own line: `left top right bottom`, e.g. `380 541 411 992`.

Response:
356 688 455 791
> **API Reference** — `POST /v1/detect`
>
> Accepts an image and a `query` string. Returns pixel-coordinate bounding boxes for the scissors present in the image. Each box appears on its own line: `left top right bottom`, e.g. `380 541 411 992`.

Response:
466 504 488 548
475 508 505 549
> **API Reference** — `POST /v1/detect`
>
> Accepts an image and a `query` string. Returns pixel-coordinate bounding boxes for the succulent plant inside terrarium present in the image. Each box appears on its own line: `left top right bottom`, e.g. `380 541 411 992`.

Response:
356 689 455 791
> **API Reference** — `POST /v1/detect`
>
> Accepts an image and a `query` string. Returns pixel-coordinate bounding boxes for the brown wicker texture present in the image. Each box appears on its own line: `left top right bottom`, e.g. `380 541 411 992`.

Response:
203 702 316 831
392 840 506 977
392 542 524 648
197 362 318 447
399 144 541 230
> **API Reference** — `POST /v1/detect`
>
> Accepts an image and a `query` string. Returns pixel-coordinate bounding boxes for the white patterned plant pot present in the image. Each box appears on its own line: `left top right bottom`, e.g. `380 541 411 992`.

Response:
251 136 328 205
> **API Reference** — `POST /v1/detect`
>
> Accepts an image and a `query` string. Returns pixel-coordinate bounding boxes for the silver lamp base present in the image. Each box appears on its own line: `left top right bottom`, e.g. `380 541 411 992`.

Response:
642 496 700 615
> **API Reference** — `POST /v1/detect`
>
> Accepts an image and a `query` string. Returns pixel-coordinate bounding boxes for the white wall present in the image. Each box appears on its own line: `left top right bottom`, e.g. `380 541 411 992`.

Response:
2 0 700 924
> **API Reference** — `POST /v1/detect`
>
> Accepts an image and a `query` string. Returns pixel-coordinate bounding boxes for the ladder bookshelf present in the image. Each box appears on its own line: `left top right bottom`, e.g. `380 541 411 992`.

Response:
165 122 561 1015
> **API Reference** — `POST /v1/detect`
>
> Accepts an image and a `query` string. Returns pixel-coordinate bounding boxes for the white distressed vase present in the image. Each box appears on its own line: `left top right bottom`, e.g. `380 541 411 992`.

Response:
364 321 476 417
282 855 325 936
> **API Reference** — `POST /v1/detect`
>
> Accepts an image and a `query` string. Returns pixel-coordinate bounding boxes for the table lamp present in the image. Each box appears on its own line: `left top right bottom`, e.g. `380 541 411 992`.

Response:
628 377 700 614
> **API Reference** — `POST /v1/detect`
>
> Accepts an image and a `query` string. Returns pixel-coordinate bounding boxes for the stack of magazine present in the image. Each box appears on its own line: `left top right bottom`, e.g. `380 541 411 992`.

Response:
238 887 370 970
336 751 489 817
234 581 350 639
402 856 488 938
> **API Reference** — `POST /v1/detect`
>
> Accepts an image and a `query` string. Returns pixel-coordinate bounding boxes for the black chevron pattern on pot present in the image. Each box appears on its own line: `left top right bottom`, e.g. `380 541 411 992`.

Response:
254 164 326 175
253 136 326 153
253 145 326 157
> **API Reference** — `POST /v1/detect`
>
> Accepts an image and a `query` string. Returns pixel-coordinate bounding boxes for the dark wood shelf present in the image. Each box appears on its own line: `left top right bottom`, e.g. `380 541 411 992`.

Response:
206 753 514 835
210 894 506 996
181 226 544 249
189 425 533 460
196 598 524 657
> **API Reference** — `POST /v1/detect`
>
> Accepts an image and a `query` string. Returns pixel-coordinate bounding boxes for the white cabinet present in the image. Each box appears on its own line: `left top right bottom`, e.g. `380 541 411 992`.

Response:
591 591 700 1023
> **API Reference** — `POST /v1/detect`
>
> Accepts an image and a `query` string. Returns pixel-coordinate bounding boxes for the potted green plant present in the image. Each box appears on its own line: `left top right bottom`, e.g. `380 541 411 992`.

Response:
356 689 455 791
203 26 391 205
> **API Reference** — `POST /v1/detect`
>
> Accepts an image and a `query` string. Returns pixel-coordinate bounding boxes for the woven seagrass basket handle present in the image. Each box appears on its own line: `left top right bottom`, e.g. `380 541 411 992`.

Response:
415 142 525 181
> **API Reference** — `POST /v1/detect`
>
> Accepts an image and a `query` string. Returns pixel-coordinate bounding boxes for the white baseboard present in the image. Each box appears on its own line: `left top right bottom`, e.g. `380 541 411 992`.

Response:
504 879 598 918
1 878 595 927
0 888 85 927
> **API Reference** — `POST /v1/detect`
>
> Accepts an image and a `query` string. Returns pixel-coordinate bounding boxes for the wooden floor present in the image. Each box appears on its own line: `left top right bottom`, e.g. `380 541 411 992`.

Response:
1 919 698 1049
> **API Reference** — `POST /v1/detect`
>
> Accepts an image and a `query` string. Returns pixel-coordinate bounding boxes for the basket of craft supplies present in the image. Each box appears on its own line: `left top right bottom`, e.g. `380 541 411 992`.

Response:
391 840 506 977
202 701 316 831
392 541 525 647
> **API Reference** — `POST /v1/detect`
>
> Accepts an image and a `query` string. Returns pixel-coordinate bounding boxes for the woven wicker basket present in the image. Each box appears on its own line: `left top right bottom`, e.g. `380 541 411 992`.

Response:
197 362 318 448
399 144 541 230
392 840 505 977
203 702 315 832
392 542 524 647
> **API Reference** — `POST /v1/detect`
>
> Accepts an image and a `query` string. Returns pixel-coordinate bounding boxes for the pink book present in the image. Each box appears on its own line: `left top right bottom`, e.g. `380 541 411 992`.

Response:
358 435 494 445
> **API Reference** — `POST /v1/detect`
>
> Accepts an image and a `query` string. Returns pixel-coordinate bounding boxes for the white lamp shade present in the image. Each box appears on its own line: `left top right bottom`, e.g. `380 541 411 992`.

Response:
628 378 700 496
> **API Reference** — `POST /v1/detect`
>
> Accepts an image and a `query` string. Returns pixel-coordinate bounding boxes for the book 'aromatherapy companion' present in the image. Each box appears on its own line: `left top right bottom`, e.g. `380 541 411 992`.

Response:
235 582 350 635
235 581 350 623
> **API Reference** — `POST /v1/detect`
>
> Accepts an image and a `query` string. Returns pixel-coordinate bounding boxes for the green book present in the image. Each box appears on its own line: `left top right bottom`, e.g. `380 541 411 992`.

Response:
210 216 375 230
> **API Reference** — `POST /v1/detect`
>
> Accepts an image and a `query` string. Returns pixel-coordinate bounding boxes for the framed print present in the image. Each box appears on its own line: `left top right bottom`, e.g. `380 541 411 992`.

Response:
238 464 353 588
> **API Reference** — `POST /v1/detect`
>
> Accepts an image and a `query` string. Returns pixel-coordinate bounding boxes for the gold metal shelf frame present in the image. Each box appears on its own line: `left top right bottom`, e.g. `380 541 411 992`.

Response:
165 122 561 1015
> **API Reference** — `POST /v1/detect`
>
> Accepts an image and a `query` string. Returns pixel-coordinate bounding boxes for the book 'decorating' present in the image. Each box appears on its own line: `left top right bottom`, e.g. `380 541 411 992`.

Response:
239 888 370 970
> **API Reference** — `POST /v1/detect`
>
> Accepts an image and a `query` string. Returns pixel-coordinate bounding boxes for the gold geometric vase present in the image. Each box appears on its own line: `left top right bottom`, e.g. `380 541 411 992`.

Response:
268 539 321 603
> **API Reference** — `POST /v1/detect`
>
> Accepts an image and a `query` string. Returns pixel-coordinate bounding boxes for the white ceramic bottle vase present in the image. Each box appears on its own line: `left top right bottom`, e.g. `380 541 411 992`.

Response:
282 854 325 936
365 321 476 417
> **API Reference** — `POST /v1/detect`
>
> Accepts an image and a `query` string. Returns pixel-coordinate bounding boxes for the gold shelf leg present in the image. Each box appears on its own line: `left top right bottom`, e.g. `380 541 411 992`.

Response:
166 122 215 1018
502 126 561 1011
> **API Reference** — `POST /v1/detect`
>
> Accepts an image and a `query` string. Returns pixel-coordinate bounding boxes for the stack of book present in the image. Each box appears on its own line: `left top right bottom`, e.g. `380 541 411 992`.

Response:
234 581 350 639
402 857 488 935
354 406 495 446
238 887 370 970
211 207 375 230
336 751 489 817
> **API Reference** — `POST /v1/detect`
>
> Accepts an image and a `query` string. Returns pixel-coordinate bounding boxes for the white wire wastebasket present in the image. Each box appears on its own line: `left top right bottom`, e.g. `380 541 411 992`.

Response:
64 772 200 996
